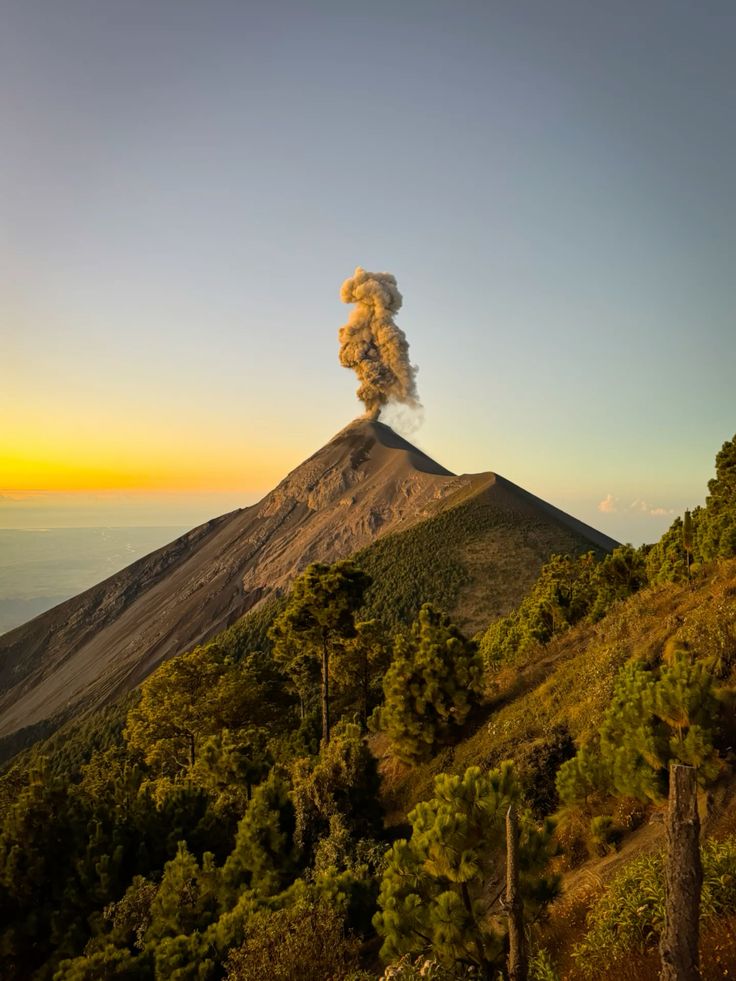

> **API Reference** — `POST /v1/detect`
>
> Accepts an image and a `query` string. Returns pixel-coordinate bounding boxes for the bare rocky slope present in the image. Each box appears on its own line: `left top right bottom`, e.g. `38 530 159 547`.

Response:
0 418 617 739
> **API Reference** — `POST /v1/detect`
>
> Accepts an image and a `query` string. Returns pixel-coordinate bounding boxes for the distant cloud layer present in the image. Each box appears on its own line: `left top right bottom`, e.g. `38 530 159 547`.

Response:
597 494 675 518
598 493 618 513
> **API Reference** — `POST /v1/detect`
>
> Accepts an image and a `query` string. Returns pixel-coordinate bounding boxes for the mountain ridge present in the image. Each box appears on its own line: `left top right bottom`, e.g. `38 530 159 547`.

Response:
0 418 617 740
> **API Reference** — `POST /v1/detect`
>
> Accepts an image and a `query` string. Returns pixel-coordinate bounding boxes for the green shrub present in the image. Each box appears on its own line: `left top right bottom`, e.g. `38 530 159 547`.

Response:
557 652 724 807
374 764 557 978
573 837 736 975
376 605 483 763
224 901 360 981
479 548 646 668
588 815 621 856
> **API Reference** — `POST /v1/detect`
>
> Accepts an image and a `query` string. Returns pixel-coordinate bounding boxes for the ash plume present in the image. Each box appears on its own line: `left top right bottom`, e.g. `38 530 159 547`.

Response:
338 267 420 418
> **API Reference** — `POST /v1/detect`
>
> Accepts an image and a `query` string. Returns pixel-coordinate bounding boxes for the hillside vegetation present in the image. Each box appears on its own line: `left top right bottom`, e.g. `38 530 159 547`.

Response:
356 477 611 636
1 434 736 980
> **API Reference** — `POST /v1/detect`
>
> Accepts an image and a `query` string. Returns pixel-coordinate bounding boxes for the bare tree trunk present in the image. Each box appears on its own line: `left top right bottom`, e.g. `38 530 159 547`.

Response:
361 656 369 731
321 636 330 745
506 803 527 981
660 764 702 981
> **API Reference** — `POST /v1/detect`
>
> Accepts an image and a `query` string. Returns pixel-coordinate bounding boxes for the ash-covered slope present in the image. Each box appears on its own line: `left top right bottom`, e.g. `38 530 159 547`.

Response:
0 420 617 740
0 420 459 737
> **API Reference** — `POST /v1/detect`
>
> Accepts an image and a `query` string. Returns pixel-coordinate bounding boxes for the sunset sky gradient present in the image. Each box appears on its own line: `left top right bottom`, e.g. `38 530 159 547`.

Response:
3 0 735 543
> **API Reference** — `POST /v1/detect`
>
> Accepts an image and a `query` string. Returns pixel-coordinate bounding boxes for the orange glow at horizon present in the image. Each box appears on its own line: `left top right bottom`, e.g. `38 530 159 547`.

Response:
2 376 336 496
1 434 284 495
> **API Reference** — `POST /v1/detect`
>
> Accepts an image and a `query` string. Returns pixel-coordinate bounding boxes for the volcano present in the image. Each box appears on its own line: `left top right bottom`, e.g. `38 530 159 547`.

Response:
0 419 617 743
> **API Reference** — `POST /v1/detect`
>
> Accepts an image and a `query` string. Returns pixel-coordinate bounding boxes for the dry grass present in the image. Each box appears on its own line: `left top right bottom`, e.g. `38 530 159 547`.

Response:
376 561 736 825
373 560 736 979
551 914 736 980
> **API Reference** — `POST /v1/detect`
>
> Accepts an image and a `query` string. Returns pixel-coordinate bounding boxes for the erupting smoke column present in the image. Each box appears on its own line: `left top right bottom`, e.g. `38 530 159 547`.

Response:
338 266 420 418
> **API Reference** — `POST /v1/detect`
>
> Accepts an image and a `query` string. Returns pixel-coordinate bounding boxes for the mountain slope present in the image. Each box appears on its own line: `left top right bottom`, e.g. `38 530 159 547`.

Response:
355 471 617 636
0 419 617 740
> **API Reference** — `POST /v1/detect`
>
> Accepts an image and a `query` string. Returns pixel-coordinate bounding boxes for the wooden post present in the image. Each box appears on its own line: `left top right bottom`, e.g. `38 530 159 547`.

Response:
506 803 527 981
660 764 702 981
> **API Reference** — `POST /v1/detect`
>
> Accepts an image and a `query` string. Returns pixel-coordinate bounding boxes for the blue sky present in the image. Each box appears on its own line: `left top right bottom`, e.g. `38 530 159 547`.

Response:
2 0 734 543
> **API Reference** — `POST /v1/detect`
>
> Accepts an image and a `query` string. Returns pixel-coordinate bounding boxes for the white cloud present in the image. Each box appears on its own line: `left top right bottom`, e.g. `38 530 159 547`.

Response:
598 495 676 518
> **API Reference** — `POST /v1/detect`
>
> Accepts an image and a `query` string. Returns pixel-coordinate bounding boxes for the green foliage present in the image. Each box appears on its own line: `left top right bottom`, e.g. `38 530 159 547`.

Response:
646 515 692 583
9 434 736 980
224 901 361 981
0 760 84 975
218 595 285 662
377 605 483 764
290 722 382 868
354 505 476 632
479 548 647 667
555 743 609 808
54 944 148 980
333 618 390 727
588 814 621 855
222 768 299 899
378 955 479 979
124 645 272 779
0 693 135 778
479 553 596 664
573 837 736 975
269 561 371 744
646 433 736 582
558 652 724 806
147 841 220 942
701 433 736 560
591 545 649 620
191 727 271 813
103 875 158 952
529 948 561 981
374 764 558 978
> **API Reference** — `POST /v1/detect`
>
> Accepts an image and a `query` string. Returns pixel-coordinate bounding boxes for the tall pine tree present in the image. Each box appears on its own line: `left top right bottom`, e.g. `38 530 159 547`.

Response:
378 605 483 763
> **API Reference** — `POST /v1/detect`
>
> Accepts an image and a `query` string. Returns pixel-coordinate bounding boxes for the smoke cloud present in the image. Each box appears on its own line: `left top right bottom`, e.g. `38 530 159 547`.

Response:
338 267 420 418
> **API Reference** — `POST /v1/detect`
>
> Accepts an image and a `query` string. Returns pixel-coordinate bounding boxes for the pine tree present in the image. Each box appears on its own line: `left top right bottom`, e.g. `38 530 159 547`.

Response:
598 661 666 800
124 645 270 779
378 605 483 763
147 841 220 942
373 764 557 980
558 653 724 807
222 769 299 900
556 742 609 807
0 760 84 976
683 510 694 580
646 516 690 583
289 722 382 866
332 618 389 728
54 944 147 979
269 562 372 745
701 434 736 559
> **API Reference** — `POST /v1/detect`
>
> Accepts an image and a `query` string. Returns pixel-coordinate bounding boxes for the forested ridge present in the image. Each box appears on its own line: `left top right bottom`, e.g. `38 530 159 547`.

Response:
3 435 736 980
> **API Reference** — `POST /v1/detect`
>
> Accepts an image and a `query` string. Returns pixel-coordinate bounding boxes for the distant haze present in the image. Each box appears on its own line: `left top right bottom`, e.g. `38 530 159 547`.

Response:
0 526 190 633
0 492 257 531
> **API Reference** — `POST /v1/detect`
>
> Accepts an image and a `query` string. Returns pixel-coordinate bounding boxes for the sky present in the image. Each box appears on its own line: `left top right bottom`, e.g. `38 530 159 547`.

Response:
2 0 734 544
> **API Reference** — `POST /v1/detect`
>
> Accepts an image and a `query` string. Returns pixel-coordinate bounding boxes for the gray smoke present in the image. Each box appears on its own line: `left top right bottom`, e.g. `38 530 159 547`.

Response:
338 267 420 418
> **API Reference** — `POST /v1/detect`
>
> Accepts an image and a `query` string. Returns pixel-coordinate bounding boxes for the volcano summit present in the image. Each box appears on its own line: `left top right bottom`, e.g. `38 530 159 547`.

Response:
0 419 617 745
